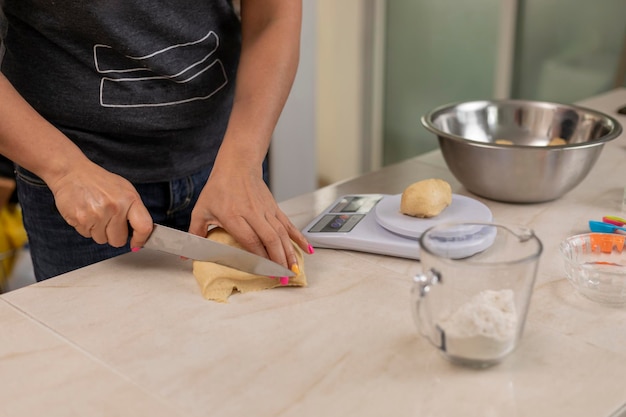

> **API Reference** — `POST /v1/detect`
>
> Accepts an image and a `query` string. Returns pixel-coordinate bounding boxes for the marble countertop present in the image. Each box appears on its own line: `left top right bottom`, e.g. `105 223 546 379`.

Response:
2 89 626 417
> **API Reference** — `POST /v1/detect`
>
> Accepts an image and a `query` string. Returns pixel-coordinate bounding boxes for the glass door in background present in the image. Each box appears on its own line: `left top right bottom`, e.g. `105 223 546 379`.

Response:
381 0 626 166
512 0 625 102
382 0 503 165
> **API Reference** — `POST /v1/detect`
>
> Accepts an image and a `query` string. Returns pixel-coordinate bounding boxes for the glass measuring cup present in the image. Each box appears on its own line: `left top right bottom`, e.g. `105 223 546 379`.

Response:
411 223 543 367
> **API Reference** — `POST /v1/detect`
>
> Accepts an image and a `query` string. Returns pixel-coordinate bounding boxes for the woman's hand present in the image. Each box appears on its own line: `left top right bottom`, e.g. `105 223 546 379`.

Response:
188 162 310 272
186 0 310 272
1 73 154 249
48 161 154 249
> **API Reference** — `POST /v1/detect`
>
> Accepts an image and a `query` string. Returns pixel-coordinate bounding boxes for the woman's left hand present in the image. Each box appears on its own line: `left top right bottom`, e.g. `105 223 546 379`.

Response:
188 0 310 273
188 163 310 273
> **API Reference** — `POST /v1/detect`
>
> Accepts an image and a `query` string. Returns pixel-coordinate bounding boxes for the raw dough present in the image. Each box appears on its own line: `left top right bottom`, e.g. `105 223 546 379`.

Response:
193 228 307 303
400 178 452 218
548 137 567 146
495 139 514 145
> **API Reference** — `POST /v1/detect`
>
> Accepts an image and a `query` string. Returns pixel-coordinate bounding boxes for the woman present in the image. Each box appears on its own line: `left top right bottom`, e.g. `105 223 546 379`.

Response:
0 0 312 281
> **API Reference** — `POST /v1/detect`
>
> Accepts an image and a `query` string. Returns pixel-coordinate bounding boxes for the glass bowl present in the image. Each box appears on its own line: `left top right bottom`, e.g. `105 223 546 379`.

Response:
559 233 626 306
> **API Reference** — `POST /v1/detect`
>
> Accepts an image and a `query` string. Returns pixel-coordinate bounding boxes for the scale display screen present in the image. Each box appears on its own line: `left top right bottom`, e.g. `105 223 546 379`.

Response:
328 195 382 214
306 195 383 233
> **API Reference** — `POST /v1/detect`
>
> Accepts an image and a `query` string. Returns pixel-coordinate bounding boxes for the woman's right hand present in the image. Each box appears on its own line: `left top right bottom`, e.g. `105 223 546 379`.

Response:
48 161 154 249
1 74 153 249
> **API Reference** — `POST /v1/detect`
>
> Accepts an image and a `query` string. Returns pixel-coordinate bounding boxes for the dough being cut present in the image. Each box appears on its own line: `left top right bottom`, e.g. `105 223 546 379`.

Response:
193 228 307 303
400 178 452 218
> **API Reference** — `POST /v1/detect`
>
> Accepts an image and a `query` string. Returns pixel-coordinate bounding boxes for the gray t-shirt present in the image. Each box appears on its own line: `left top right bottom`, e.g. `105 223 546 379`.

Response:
0 3 7 65
1 1 241 182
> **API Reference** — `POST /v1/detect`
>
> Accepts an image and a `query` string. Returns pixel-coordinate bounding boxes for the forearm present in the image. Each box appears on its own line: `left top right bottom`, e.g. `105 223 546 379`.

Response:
211 0 302 174
0 72 90 185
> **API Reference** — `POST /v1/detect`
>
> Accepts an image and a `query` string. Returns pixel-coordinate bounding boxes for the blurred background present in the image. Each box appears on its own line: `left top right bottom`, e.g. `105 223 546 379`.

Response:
271 0 626 200
383 0 625 165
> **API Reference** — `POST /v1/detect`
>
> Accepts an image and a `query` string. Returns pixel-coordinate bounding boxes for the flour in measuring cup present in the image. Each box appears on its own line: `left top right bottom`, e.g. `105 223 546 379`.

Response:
438 289 517 360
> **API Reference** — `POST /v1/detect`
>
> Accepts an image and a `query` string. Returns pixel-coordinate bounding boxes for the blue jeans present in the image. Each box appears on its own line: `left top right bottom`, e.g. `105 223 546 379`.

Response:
15 166 212 281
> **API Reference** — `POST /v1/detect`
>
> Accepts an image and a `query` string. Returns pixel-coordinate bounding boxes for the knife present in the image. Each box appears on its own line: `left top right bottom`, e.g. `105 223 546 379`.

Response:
143 224 295 277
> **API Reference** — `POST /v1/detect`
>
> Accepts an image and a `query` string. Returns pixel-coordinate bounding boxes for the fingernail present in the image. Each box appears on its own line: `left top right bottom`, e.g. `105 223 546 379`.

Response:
280 276 289 286
290 263 300 275
307 244 315 254
131 247 141 253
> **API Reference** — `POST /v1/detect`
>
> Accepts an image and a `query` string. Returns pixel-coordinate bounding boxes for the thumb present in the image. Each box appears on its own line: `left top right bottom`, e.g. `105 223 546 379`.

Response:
127 201 154 249
188 214 220 238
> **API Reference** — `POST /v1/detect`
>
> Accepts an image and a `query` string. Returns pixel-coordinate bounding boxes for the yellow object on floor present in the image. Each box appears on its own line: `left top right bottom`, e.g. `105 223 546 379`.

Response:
193 228 307 303
0 204 28 287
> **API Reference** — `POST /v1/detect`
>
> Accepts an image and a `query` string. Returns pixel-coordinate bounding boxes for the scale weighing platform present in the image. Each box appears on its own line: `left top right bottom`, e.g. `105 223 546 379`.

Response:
302 194 494 260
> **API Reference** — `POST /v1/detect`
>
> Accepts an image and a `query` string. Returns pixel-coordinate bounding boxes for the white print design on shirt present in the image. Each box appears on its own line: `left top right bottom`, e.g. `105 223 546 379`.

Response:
93 31 228 108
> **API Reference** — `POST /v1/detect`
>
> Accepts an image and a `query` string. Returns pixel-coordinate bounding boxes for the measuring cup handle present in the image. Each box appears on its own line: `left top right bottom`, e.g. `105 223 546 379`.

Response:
411 269 443 349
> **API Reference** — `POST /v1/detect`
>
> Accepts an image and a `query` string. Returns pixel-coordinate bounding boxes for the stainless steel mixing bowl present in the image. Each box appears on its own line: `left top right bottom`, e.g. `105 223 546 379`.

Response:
421 99 623 203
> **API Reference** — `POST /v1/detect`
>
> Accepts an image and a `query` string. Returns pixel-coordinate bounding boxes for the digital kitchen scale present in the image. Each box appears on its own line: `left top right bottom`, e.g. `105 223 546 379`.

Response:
302 194 494 259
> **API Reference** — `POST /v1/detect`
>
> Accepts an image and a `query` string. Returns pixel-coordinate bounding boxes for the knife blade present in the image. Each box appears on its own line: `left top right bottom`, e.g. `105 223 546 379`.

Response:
143 224 295 277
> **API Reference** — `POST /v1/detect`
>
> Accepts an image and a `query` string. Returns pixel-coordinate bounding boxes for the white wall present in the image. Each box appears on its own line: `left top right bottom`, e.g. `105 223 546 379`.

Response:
270 0 318 201
315 0 367 186
272 0 374 196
